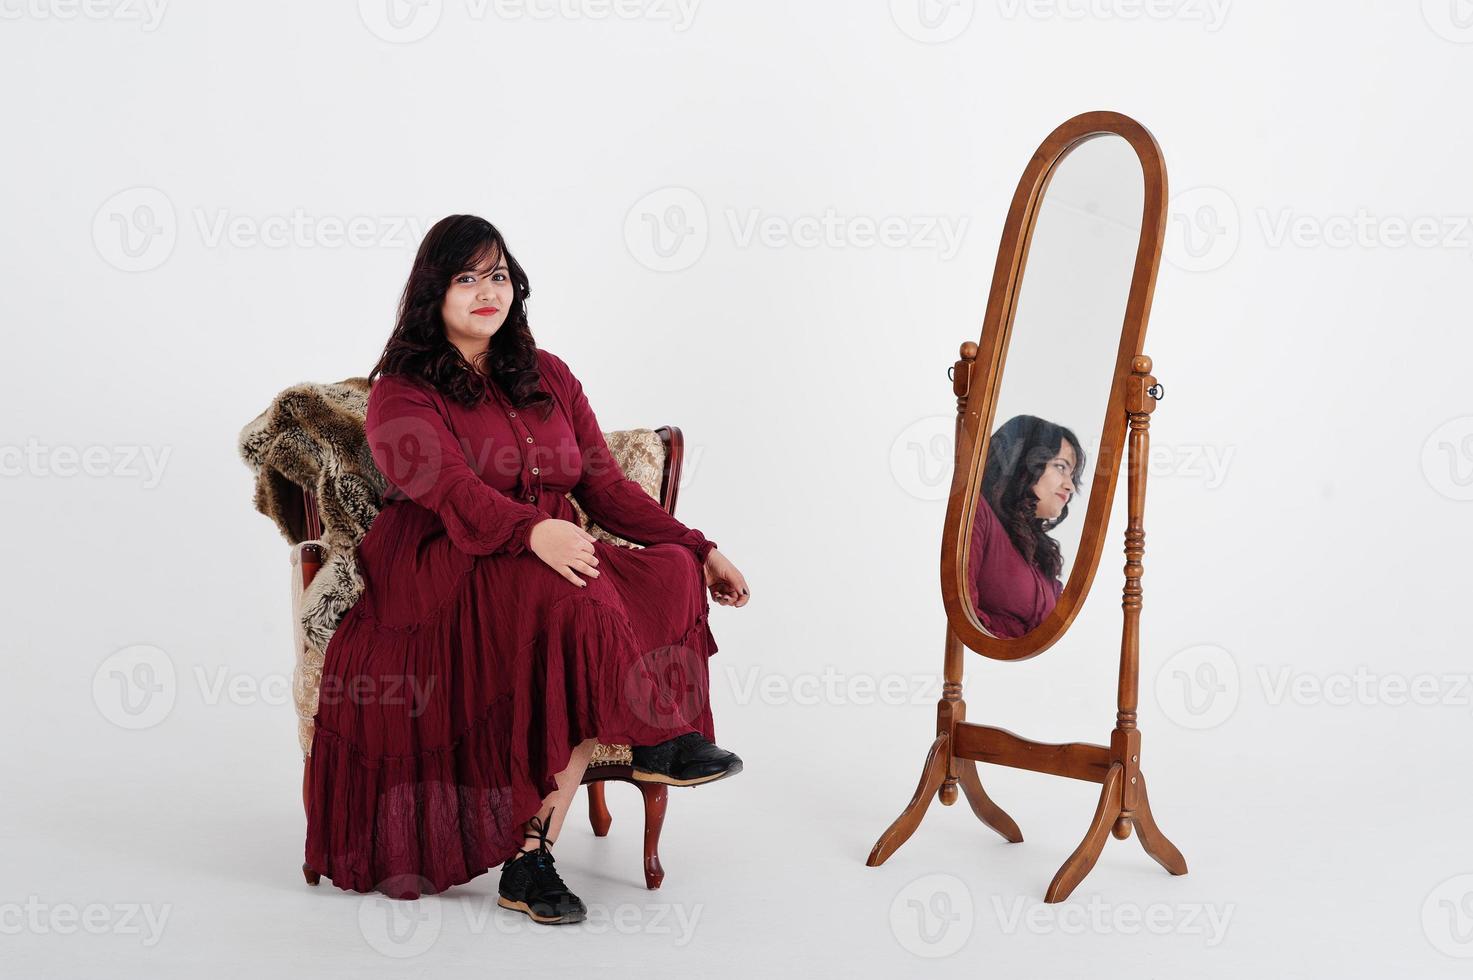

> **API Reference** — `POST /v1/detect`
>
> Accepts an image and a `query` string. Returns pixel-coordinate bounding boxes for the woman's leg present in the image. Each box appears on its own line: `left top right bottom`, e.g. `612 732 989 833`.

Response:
521 737 598 851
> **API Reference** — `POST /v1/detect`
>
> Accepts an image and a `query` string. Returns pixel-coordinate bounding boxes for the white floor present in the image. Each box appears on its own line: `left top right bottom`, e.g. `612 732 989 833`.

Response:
5 682 1466 979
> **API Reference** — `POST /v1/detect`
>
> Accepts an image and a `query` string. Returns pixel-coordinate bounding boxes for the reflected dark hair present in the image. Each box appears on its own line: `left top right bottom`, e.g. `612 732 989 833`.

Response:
369 214 554 417
980 414 1087 582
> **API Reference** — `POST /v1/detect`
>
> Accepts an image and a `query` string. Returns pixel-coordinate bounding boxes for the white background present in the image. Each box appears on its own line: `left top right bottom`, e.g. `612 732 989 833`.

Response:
3 1 1472 977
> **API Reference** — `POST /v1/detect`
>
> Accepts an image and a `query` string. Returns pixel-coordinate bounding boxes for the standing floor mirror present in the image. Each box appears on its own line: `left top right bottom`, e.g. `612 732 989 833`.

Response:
867 110 1188 903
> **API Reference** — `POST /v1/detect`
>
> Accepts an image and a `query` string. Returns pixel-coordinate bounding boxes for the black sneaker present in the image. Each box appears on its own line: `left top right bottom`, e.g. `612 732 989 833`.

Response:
497 808 587 925
631 732 744 786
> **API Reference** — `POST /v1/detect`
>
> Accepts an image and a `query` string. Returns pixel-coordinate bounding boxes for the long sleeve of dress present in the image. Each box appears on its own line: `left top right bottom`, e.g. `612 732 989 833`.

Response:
551 353 719 564
366 374 548 558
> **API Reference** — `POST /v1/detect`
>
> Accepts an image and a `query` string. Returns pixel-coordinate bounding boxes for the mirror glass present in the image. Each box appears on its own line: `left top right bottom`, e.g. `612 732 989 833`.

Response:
964 134 1144 639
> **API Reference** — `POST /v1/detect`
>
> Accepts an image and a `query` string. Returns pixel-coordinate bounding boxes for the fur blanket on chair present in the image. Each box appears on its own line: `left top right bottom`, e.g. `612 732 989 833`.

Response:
237 378 384 656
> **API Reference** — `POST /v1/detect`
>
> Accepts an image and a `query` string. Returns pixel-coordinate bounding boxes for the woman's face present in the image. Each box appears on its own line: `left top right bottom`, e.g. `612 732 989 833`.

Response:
441 252 513 358
1031 440 1078 521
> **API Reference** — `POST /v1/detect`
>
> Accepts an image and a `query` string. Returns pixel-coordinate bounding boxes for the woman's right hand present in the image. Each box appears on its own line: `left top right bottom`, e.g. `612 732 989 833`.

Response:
528 518 601 587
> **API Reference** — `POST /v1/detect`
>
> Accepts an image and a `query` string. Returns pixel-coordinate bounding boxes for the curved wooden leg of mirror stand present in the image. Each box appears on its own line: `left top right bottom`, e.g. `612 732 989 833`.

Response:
1126 772 1188 875
587 780 613 837
956 759 1024 843
867 733 950 866
1044 763 1123 904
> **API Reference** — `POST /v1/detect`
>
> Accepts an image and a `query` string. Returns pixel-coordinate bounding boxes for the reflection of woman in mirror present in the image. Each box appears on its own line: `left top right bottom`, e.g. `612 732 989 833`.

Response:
966 414 1087 638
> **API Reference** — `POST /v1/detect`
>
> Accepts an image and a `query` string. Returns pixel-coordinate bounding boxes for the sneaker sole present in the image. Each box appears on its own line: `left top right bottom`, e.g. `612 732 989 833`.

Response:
631 760 743 786
497 896 586 925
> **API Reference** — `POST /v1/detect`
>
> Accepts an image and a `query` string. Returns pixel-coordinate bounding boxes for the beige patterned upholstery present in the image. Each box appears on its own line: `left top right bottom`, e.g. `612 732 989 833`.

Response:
291 428 672 769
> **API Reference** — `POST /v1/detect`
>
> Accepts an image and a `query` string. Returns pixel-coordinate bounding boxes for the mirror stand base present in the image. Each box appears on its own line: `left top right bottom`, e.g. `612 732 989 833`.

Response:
866 715 1187 903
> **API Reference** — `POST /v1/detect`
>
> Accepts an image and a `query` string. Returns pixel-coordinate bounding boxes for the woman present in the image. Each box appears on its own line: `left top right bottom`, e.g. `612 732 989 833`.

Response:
304 215 751 922
966 414 1086 639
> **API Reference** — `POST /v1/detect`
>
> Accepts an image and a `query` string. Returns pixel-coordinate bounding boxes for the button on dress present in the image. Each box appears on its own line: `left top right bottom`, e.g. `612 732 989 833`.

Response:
965 497 1063 639
304 348 719 899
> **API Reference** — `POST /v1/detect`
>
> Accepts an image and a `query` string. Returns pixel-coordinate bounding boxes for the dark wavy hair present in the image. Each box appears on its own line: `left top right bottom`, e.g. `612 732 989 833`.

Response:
368 214 554 418
980 414 1087 582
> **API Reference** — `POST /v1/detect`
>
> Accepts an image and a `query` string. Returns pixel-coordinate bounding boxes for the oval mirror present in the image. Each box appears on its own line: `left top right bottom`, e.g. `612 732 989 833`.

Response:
942 111 1167 660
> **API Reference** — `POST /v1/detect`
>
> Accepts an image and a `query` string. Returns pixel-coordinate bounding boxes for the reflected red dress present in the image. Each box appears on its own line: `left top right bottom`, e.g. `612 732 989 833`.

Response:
305 349 719 900
965 498 1063 639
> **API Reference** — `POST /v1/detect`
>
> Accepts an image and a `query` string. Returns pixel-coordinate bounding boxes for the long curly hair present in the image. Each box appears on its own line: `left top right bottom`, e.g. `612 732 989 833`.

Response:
369 214 554 418
980 414 1087 582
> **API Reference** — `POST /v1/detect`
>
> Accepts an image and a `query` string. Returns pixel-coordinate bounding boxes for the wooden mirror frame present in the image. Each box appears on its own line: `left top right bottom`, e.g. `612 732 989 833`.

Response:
942 109 1167 660
869 111 1187 904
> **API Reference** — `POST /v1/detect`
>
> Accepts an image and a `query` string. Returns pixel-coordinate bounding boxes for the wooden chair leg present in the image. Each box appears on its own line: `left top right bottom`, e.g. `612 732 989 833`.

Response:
636 780 668 890
587 780 612 837
301 755 320 885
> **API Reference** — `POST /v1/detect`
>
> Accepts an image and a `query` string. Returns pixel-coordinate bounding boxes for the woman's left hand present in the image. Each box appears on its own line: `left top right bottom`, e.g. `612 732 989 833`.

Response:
702 549 750 607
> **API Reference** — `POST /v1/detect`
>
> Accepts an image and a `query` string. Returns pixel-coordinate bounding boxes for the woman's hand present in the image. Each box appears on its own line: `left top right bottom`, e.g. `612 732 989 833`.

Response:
529 519 601 587
702 548 749 607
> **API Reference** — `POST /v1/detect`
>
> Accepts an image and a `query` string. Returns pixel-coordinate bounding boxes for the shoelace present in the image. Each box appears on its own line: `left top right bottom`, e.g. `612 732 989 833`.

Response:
515 808 574 897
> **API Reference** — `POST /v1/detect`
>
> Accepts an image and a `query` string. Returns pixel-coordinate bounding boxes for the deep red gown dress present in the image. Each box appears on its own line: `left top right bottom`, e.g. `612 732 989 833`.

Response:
304 348 720 900
965 497 1063 639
